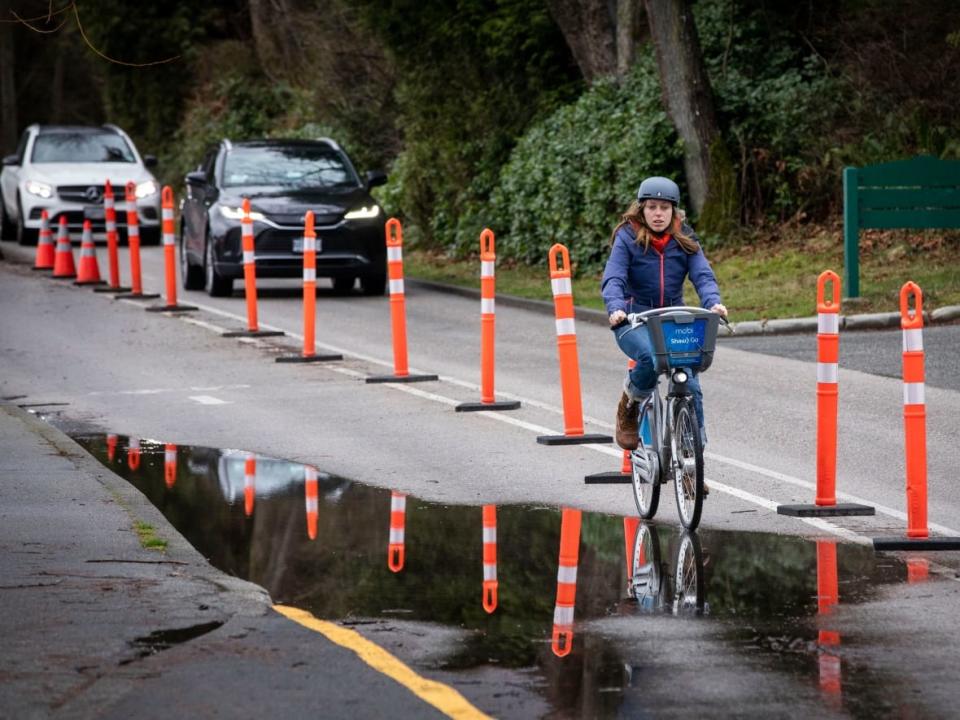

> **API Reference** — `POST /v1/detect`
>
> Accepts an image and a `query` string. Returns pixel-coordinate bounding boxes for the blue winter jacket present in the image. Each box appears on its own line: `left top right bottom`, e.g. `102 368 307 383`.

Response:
600 222 722 316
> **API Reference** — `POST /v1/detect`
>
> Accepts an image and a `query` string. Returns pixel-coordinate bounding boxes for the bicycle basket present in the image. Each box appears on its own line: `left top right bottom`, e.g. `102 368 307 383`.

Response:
645 311 720 373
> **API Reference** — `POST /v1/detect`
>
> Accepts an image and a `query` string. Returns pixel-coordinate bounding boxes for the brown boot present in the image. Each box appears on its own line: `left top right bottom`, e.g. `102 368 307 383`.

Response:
615 392 640 450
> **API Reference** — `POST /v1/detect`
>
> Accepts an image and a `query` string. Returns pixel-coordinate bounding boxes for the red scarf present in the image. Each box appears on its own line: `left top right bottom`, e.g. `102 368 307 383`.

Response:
649 233 671 254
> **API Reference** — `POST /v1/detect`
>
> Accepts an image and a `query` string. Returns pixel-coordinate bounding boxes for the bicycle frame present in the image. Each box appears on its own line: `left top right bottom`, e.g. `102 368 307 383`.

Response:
637 369 693 485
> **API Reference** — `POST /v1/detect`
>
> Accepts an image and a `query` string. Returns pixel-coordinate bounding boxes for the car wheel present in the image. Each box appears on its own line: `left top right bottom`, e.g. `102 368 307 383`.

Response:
181 228 204 290
15 199 37 246
360 270 387 296
140 227 161 246
332 276 355 295
0 202 15 241
204 236 233 297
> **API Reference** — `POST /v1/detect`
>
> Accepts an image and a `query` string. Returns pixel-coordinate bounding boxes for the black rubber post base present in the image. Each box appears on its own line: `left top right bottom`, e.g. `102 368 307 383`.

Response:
145 303 199 313
366 373 438 384
537 433 613 446
114 292 161 300
276 353 343 363
776 503 875 517
94 285 132 293
455 400 522 412
222 329 285 338
584 471 631 484
874 536 960 552
74 280 107 287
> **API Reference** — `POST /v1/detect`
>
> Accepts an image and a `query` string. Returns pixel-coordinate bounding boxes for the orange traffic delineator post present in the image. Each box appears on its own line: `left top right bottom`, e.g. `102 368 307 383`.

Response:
127 437 141 471
244 454 256 517
74 220 105 286
51 217 77 279
305 465 319 540
538 244 611 445
552 507 581 657
482 504 498 613
779 270 873 517
815 540 842 704
388 491 407 572
277 211 341 362
222 198 285 338
32 210 55 270
94 180 131 293
106 433 118 462
164 443 177 489
875 282 960 551
457 229 520 411
366 218 438 383
147 186 197 312
586 360 637 483
115 182 159 300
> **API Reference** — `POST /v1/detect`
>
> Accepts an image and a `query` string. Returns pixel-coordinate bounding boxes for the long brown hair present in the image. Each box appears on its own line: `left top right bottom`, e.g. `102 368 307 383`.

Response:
609 200 700 254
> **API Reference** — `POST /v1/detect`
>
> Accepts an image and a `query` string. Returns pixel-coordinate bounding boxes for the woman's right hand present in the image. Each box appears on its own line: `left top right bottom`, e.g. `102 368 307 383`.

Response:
609 310 627 326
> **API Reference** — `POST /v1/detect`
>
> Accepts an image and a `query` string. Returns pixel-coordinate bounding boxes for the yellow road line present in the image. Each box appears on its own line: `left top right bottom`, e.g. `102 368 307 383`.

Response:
273 604 493 720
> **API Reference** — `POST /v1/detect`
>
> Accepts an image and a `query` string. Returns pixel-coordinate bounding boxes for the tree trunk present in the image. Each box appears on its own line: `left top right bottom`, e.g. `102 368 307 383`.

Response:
616 0 643 81
546 0 617 82
0 0 17 154
644 0 734 224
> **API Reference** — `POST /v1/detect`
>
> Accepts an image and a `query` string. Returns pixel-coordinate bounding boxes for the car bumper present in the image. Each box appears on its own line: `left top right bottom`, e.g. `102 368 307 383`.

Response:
20 195 160 236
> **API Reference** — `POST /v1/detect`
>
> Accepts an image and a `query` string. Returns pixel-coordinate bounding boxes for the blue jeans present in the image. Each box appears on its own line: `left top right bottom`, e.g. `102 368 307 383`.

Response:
612 323 707 442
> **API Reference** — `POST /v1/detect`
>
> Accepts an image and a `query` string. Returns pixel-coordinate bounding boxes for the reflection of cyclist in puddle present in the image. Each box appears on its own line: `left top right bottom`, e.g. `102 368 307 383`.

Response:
629 524 706 616
601 177 727 454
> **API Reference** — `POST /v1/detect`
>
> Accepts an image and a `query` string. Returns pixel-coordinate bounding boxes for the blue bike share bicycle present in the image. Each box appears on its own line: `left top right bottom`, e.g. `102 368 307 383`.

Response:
626 306 725 531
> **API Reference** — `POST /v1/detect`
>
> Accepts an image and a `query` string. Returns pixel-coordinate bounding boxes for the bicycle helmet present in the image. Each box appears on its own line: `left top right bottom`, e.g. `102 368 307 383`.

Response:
637 176 680 205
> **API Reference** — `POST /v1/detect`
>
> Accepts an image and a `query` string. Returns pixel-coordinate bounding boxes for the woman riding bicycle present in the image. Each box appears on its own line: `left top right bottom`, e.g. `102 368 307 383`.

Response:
601 176 727 452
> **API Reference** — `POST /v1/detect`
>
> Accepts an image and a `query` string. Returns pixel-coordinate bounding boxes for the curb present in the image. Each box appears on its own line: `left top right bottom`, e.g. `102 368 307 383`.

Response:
407 278 960 337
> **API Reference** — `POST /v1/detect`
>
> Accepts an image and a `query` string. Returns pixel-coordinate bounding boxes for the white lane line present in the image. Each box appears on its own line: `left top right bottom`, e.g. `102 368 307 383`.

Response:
188 395 230 405
87 383 251 397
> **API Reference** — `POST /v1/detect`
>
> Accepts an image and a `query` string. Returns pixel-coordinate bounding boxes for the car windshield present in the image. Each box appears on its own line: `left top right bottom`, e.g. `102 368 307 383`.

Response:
31 133 136 163
222 146 359 189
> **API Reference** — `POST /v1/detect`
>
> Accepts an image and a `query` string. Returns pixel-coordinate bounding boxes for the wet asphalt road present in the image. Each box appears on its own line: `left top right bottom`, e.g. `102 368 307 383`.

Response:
2 241 960 718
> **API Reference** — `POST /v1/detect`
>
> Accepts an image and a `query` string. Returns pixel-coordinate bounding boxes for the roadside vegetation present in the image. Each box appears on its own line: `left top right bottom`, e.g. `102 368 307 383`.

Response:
133 521 168 552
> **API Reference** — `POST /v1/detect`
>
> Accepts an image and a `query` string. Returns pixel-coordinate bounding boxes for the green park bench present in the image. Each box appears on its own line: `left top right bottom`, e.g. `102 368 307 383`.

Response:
843 155 960 298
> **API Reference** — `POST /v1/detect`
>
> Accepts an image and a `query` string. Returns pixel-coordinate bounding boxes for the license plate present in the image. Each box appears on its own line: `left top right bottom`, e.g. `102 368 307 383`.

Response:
84 206 105 221
292 237 321 253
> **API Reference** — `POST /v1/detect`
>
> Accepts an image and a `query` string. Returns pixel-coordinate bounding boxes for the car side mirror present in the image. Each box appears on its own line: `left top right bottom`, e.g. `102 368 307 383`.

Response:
365 170 387 189
143 154 158 168
185 170 207 187
2 154 19 167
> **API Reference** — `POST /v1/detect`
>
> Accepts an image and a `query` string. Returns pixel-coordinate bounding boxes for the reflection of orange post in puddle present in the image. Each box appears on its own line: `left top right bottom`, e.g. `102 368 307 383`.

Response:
106 433 118 462
388 491 407 572
305 466 319 540
875 283 960 551
127 438 141 471
552 508 582 657
482 505 498 613
244 454 256 517
907 558 929 583
779 271 873 518
623 516 640 579
164 443 177 489
816 540 842 704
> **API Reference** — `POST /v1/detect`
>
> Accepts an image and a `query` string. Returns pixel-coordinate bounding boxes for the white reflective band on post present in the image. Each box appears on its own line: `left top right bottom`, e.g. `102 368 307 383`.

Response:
305 498 318 512
129 439 140 449
389 528 405 543
481 261 495 278
163 233 175 246
481 298 495 315
817 363 838 384
483 565 497 580
165 450 176 463
303 268 316 282
555 318 576 336
303 237 316 252
105 197 114 209
128 228 139 237
106 219 116 232
556 565 578 584
818 314 840 334
482 527 497 543
245 474 254 484
162 208 174 221
391 495 406 511
389 279 404 295
903 329 924 352
243 251 255 264
553 606 574 625
903 383 925 405
387 247 403 262
305 468 317 481
551 277 572 296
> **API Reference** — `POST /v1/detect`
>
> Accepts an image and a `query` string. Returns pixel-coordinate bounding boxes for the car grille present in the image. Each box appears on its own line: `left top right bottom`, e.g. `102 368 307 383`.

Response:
57 185 106 204
265 211 342 227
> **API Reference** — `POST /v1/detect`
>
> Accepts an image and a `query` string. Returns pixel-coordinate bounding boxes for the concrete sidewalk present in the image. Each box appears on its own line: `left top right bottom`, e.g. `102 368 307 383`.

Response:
0 402 446 719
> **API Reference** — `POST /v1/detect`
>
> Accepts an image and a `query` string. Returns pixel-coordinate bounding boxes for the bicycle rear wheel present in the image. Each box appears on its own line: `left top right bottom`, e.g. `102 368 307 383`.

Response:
672 399 704 530
631 406 660 519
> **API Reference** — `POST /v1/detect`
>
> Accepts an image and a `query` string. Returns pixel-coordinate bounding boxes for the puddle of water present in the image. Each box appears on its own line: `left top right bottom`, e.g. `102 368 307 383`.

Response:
69 431 933 718
121 621 224 665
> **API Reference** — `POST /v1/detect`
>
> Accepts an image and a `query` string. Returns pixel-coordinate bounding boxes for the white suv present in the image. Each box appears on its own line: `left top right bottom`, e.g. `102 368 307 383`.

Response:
0 124 161 245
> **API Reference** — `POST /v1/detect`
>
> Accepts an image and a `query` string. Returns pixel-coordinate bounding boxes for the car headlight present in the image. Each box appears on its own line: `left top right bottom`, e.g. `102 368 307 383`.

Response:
135 180 158 199
219 205 266 221
25 180 53 199
343 205 380 221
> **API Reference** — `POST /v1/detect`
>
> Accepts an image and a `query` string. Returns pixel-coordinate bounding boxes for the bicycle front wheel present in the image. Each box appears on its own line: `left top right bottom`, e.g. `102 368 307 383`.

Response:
672 400 704 530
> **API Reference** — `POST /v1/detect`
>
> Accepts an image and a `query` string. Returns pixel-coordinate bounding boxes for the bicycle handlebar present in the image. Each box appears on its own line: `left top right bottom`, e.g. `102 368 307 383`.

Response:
625 306 734 334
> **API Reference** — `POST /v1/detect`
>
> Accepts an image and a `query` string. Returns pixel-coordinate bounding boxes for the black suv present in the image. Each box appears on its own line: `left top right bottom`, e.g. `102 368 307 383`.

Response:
180 138 388 296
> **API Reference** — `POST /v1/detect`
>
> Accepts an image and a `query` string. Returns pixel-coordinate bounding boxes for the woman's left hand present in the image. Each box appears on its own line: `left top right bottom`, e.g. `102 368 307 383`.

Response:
710 303 728 318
